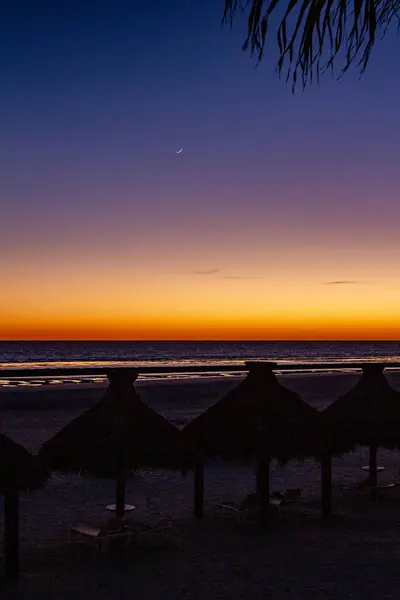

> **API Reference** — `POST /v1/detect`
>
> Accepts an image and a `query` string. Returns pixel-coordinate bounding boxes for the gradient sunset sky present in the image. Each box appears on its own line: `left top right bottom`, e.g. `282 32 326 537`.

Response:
1 0 400 341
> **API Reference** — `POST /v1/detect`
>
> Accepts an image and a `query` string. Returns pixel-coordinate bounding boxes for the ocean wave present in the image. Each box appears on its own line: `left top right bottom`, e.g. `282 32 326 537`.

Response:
2 340 400 389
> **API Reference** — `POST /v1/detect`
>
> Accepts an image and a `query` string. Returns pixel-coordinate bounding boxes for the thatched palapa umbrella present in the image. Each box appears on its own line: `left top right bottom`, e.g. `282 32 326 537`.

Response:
322 363 400 509
183 361 320 525
0 434 48 582
39 369 196 519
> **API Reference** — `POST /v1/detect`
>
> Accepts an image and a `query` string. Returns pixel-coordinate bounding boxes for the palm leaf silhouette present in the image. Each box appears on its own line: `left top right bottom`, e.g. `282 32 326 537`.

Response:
223 0 400 89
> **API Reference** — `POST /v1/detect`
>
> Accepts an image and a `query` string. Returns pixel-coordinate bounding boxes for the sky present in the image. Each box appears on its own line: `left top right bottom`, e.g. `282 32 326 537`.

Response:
1 0 400 341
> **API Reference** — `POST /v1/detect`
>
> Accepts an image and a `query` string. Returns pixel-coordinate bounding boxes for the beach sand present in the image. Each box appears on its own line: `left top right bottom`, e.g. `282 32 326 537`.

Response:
2 372 400 599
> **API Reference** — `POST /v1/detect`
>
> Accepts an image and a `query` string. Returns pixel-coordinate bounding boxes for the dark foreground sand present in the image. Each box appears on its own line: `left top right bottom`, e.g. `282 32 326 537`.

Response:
2 373 400 599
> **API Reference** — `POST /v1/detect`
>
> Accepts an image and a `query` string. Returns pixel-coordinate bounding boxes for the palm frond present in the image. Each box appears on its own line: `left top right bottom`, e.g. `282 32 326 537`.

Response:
223 0 400 89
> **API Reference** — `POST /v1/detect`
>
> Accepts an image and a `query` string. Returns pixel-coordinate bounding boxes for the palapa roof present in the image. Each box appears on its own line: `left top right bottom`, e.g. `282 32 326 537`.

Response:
322 363 400 453
39 369 197 477
183 361 320 463
0 434 49 495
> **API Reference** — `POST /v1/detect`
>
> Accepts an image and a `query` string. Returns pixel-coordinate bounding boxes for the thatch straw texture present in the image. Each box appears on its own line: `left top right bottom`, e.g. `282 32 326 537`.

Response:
0 433 48 495
183 361 320 464
39 369 196 477
322 364 400 454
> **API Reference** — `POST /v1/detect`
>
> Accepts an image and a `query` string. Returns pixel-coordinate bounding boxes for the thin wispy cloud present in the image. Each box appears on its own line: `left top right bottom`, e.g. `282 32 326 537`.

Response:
171 268 221 276
178 269 262 279
323 280 364 285
221 275 263 280
192 268 221 276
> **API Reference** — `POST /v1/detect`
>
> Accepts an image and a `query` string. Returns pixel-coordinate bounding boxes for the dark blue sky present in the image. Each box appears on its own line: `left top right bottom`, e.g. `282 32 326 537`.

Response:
2 0 400 339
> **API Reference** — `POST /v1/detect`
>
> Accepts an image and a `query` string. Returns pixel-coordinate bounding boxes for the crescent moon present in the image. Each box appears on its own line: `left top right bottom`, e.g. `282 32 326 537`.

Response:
176 148 183 154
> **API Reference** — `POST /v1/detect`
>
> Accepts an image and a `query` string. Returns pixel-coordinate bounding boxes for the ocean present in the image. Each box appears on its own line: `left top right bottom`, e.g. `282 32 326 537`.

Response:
2 340 400 367
1 340 400 388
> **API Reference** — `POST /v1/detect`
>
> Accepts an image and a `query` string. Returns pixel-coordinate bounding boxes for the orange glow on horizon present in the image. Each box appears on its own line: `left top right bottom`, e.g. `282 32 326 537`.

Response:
3 222 400 342
3 318 400 342
3 331 400 341
3 274 400 340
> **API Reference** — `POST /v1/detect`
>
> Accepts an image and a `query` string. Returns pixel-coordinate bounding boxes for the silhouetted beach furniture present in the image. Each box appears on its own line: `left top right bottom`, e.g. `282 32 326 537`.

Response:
270 487 302 513
322 363 400 511
70 517 174 552
356 477 400 494
216 493 261 523
69 520 136 552
0 433 49 583
39 369 197 519
375 481 400 493
183 361 320 526
217 488 303 523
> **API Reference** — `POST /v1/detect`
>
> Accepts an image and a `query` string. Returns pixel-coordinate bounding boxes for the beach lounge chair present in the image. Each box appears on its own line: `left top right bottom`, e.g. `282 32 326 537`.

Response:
216 493 263 523
271 488 302 513
216 488 303 523
377 482 400 490
69 519 136 552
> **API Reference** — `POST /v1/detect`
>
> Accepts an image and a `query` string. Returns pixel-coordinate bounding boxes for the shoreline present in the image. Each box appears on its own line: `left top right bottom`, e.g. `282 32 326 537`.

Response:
0 367 388 392
2 363 400 389
2 370 400 414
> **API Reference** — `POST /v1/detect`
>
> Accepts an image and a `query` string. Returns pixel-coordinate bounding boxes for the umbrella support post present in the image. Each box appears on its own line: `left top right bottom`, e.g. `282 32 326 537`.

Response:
256 468 261 494
116 475 126 519
321 453 332 518
4 491 19 583
369 445 378 500
194 462 204 519
257 457 270 527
